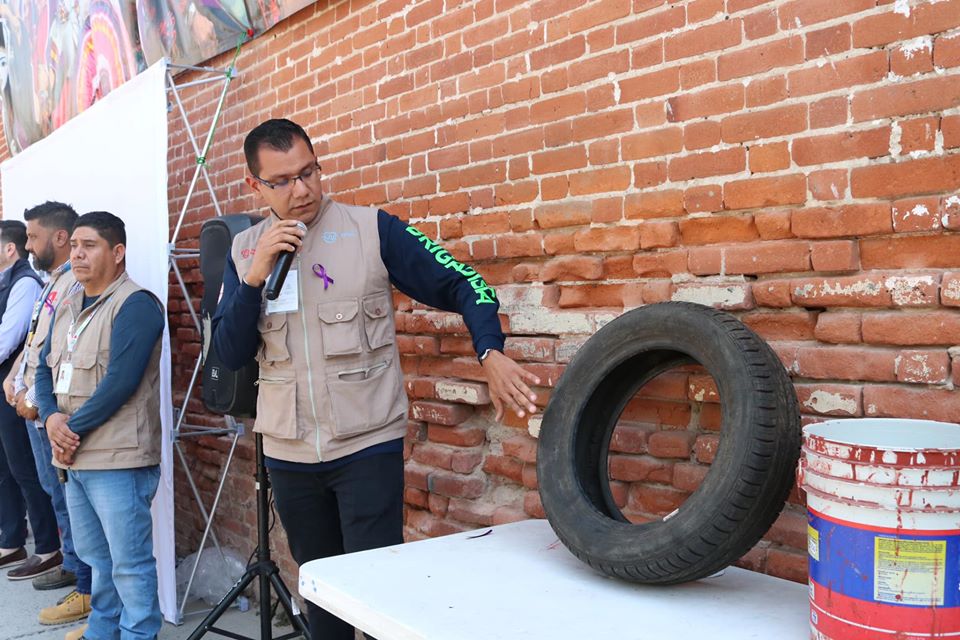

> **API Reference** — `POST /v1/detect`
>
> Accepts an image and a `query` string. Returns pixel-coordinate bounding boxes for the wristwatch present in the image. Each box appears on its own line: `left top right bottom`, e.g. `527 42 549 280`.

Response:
23 397 35 410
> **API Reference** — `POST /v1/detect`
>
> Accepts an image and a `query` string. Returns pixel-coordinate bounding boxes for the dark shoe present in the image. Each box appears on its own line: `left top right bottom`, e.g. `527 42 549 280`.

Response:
8 550 63 581
33 567 77 591
0 548 27 569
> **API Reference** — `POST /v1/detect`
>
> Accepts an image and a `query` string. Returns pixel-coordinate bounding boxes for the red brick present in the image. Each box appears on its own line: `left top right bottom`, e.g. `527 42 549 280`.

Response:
805 23 852 59
640 221 680 249
862 312 960 346
780 0 874 29
610 423 654 454
796 384 862 417
673 463 709 492
684 185 723 214
860 236 960 269
792 204 892 238
635 161 669 188
633 250 690 278
482 455 524 484
426 423 487 447
753 211 792 240
899 117 939 156
790 275 891 308
671 283 755 310
943 272 960 307
744 7 778 40
749 142 791 173
794 346 896 382
619 67 680 102
609 455 674 483
683 120 722 150
535 202 591 229
792 128 889 166
892 196 942 232
935 33 960 69
852 0 960 48
569 166 632 196
413 401 473 426
815 313 862 344
787 51 887 97
863 385 960 423
668 148 746 181
622 127 683 160
625 190 685 219
852 155 960 199
679 215 759 245
694 435 720 464
811 240 860 272
531 145 588 174
665 18 742 61
853 76 960 122
630 485 688 517
616 6 686 44
746 75 788 108
808 169 849 201
679 59 717 89
667 85 744 121
541 256 604 282
766 549 808 584
742 311 818 341
895 350 950 385
891 38 934 77
718 36 804 80
574 227 641 252
724 175 807 210
429 472 485 499
810 97 849 129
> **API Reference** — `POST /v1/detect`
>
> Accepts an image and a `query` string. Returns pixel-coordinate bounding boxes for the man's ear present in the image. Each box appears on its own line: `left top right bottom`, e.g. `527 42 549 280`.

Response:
245 175 264 197
113 243 126 265
53 229 69 248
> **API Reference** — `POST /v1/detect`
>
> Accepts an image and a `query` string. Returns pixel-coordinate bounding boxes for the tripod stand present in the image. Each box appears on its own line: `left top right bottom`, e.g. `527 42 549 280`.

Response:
188 434 311 640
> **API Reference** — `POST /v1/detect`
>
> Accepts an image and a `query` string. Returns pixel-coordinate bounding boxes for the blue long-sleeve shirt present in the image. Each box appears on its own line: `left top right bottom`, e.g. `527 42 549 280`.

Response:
212 209 506 472
0 276 42 363
212 209 505 369
35 291 165 437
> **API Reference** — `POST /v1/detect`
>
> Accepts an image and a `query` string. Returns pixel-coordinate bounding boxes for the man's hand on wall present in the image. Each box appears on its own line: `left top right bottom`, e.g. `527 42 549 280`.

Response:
481 350 541 421
46 412 79 460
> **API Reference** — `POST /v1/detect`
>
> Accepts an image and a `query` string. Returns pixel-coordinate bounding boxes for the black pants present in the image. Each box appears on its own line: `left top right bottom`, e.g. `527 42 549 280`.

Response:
0 400 59 553
270 451 404 640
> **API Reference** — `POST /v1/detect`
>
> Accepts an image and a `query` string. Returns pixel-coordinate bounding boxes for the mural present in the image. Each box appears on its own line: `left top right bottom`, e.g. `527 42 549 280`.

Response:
0 0 316 152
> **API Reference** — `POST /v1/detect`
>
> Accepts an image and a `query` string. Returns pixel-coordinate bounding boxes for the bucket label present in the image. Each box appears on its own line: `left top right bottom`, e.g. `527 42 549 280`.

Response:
808 525 820 561
874 537 947 606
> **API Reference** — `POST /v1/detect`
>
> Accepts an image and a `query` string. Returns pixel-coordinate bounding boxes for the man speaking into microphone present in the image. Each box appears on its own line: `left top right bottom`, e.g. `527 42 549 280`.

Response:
212 119 540 639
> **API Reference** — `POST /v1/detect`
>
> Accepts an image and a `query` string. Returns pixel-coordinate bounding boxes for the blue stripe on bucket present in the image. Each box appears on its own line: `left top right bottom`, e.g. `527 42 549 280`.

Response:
808 510 960 607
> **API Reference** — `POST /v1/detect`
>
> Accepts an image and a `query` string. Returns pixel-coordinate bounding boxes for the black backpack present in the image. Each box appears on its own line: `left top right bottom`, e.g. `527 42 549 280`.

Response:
199 214 262 418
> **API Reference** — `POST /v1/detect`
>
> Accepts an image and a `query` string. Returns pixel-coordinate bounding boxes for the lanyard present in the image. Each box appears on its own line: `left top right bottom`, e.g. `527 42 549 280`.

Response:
26 266 72 348
65 293 112 360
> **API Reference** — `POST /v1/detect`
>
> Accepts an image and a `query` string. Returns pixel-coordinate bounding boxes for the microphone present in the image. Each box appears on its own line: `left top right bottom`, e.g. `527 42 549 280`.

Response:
264 221 307 301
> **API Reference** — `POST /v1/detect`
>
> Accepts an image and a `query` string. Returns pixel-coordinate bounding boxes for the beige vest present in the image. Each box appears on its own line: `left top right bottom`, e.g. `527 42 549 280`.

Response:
23 266 78 390
47 273 163 470
231 196 407 463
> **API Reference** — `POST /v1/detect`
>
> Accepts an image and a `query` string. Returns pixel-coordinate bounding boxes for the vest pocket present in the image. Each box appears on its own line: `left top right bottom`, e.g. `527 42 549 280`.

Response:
317 300 362 357
327 360 404 438
62 350 100 398
361 292 394 351
257 315 291 364
254 376 299 440
81 404 140 452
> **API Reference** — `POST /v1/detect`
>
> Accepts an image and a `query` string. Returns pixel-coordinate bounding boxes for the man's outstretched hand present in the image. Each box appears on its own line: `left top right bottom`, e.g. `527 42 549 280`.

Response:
481 350 541 422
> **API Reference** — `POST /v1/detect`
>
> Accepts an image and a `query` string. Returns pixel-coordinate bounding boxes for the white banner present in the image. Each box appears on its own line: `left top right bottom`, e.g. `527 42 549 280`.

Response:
0 60 176 623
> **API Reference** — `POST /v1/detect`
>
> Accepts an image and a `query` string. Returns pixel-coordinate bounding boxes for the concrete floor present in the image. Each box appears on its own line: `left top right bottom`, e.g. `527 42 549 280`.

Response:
0 542 292 640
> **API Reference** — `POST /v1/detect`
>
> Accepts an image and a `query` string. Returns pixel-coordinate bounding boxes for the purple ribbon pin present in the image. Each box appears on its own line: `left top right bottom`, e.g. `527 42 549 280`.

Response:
312 264 334 290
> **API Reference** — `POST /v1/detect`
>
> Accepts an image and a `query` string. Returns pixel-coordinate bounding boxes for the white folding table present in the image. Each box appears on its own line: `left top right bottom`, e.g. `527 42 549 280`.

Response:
300 519 810 640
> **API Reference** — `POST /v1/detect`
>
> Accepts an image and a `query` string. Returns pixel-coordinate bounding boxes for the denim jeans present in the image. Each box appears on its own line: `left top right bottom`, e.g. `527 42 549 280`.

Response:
0 400 59 553
26 421 92 594
66 466 161 640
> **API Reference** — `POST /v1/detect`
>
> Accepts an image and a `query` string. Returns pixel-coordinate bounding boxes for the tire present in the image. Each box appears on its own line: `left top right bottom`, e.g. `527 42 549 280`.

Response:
536 301 800 584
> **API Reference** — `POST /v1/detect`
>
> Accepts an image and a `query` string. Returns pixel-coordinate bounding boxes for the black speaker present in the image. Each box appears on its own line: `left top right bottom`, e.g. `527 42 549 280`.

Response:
200 214 263 418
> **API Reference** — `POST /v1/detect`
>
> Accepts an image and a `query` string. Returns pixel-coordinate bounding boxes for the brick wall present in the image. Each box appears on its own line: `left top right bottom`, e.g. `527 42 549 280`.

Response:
8 0 960 591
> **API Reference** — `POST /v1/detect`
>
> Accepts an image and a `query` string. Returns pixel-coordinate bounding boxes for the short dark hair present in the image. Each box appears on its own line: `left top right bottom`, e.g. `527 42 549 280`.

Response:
74 211 126 248
0 220 28 258
23 201 78 234
243 119 314 176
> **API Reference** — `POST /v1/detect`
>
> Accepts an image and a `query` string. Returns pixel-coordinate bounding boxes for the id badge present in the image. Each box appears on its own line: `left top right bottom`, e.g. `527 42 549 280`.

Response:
55 363 74 394
266 269 300 315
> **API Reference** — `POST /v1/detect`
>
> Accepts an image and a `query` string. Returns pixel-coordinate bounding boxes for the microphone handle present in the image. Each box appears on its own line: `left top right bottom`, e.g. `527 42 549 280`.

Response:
264 251 295 301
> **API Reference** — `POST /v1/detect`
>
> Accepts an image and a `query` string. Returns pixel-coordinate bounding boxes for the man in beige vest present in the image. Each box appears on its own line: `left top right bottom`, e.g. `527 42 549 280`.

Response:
212 119 540 639
2 201 93 625
34 212 165 640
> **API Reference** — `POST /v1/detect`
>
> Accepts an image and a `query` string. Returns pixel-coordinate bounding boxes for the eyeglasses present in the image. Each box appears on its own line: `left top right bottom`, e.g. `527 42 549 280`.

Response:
253 161 321 192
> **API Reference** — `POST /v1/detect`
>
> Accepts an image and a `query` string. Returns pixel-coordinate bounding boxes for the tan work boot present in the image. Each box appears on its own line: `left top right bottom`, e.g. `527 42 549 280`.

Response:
64 624 87 640
39 590 91 625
